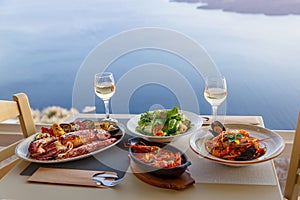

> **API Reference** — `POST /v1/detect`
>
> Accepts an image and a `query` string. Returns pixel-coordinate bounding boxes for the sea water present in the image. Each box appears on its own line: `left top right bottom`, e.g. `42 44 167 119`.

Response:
1 0 300 129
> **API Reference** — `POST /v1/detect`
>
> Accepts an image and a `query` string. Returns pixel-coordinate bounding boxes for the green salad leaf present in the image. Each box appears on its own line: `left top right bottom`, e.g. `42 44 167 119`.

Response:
225 133 244 143
135 106 192 137
138 112 151 126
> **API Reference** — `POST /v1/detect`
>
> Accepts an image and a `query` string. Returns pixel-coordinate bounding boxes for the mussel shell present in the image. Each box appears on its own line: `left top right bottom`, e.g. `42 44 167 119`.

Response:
211 121 226 135
235 146 257 161
81 120 95 129
59 123 71 133
107 124 120 133
94 120 110 129
94 120 120 134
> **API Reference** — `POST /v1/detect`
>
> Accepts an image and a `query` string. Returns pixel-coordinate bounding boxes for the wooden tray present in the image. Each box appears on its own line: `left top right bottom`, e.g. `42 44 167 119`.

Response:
28 167 117 188
130 161 195 190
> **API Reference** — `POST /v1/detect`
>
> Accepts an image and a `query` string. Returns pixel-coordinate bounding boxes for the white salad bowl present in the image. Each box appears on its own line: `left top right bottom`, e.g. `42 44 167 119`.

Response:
127 110 203 143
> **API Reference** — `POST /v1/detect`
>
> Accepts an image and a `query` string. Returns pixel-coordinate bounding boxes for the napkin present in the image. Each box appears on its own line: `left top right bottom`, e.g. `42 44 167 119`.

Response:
28 167 117 188
202 115 262 126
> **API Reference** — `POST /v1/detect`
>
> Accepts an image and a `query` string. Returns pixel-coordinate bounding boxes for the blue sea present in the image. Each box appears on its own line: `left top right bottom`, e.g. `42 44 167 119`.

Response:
1 0 300 130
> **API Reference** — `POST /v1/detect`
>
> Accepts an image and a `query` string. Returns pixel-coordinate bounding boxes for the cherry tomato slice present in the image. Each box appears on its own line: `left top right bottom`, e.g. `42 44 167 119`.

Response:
153 125 164 136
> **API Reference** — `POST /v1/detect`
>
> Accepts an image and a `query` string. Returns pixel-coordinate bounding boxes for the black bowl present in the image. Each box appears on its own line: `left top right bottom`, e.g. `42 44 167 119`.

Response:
128 137 191 178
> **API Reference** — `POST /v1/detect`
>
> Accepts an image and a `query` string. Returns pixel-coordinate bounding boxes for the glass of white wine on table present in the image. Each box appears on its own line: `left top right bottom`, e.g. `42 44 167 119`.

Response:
204 75 227 123
94 72 117 122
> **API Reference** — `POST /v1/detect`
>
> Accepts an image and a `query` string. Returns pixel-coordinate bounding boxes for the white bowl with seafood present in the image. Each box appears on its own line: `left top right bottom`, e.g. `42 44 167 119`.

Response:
190 124 285 167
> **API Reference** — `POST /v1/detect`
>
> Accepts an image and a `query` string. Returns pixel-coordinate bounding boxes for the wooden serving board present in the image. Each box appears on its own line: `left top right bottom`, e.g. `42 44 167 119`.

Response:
130 161 195 190
28 167 117 188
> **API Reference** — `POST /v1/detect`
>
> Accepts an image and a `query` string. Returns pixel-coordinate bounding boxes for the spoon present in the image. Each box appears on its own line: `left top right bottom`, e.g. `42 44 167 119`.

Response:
93 173 118 179
95 177 124 187
92 174 124 187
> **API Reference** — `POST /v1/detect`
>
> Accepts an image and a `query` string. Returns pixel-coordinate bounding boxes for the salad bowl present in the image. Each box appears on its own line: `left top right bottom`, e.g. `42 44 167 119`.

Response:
127 108 203 143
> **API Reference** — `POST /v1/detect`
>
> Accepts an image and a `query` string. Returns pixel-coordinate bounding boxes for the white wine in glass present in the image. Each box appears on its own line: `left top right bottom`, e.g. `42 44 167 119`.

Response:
94 72 117 122
204 76 227 122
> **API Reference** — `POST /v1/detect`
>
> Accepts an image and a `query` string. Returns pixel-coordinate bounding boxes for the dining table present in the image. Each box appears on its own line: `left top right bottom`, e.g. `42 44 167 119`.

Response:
0 114 283 200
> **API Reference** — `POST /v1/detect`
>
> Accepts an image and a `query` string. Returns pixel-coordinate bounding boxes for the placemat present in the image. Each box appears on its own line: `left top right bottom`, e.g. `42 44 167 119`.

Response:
188 116 277 186
186 147 278 185
20 149 128 178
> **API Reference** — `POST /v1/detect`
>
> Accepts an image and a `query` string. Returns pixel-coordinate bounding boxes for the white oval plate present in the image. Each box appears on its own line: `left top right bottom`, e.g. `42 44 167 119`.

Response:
127 110 203 143
190 124 285 167
15 125 125 164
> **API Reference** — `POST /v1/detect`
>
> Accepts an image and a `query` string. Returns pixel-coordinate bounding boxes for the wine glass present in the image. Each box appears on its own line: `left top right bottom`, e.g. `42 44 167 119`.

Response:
204 76 227 122
94 72 117 122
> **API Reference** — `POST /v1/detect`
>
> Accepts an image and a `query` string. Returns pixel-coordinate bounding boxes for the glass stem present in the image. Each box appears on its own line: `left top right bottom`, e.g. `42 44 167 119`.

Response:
104 100 110 119
212 105 218 122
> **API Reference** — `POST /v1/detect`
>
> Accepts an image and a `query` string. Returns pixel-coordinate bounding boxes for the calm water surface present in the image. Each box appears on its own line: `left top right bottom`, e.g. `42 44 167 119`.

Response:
1 0 300 130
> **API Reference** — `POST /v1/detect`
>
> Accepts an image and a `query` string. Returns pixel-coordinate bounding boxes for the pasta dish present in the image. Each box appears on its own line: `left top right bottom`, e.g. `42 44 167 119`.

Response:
205 129 266 161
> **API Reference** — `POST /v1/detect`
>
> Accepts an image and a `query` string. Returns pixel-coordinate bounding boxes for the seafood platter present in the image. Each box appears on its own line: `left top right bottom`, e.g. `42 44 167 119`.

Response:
15 120 125 163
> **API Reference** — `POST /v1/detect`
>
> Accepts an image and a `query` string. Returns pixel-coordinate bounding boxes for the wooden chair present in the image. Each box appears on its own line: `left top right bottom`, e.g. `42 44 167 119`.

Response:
0 93 36 179
284 112 300 200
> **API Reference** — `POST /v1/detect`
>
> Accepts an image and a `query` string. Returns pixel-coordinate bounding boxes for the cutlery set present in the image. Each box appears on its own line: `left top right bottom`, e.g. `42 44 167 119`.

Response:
92 173 123 187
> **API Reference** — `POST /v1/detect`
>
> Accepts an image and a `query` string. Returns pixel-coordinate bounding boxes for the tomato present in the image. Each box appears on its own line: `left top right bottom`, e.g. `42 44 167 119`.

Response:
41 127 48 133
257 147 266 155
41 127 54 135
75 121 85 130
153 125 164 136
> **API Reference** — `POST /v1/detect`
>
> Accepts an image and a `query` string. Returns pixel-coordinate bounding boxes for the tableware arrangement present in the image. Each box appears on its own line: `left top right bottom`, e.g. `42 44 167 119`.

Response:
204 75 227 122
13 71 285 192
128 137 191 178
190 124 285 167
127 108 203 143
94 72 117 122
15 120 125 163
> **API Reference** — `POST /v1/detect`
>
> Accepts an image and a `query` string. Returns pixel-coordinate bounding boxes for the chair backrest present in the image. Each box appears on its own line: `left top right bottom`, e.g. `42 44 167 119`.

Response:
0 93 36 179
284 112 300 200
